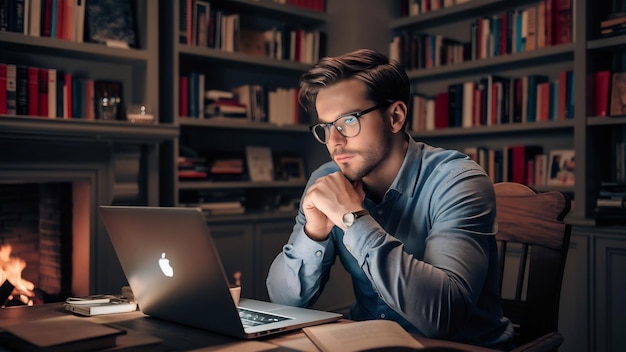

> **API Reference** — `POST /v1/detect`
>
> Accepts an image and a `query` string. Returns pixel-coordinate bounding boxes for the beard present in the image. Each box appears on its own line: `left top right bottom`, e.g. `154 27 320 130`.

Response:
332 131 393 182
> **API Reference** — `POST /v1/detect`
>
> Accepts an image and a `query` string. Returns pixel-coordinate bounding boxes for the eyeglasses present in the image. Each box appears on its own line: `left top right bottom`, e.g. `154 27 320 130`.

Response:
308 103 390 144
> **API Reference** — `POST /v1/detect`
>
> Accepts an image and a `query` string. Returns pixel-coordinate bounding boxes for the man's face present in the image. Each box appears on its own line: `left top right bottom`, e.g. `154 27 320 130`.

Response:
315 79 392 182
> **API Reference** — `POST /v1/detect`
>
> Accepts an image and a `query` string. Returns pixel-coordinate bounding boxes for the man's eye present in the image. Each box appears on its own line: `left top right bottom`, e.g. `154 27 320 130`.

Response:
344 116 357 125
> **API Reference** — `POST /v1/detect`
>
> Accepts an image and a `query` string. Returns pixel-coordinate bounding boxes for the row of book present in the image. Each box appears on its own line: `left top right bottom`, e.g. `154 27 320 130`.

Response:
463 145 575 188
0 0 137 47
396 0 472 17
595 182 626 226
179 73 309 125
390 0 573 70
600 0 626 37
272 0 325 13
593 70 626 117
180 0 325 64
409 71 574 132
0 63 123 120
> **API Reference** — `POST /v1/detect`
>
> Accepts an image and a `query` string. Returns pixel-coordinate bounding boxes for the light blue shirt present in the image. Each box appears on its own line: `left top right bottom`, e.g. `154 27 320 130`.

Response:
266 136 514 348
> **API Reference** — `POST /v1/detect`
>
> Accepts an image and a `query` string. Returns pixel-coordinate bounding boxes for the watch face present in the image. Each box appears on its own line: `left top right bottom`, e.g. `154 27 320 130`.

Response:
342 212 356 228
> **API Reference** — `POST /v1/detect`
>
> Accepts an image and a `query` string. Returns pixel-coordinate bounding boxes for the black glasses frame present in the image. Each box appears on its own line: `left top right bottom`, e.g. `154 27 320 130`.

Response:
308 102 391 144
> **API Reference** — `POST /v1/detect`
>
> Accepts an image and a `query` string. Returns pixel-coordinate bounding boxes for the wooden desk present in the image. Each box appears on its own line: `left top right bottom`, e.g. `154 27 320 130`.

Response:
0 303 499 351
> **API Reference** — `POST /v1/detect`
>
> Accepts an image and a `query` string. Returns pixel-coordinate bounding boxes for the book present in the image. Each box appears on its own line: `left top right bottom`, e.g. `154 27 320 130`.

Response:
0 63 6 114
610 72 626 116
302 320 423 352
64 300 138 316
0 316 124 352
85 0 137 48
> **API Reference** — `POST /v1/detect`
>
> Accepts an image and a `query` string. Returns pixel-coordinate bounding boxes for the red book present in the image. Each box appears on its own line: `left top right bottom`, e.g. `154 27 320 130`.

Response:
38 68 49 117
546 0 553 45
434 92 449 129
594 70 611 117
555 0 571 45
41 0 53 37
510 145 543 185
179 76 188 117
0 64 6 114
64 72 72 119
28 66 39 116
56 0 65 40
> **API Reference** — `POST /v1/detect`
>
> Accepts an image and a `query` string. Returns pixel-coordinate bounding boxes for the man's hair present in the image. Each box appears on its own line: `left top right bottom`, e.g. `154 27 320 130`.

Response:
298 49 410 113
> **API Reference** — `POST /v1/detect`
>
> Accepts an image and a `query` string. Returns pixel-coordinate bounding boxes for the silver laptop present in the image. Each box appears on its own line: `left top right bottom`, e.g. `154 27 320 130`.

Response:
98 205 342 339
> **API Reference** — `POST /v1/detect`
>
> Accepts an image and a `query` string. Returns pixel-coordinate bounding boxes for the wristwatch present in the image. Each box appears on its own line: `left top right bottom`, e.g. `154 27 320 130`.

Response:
342 210 370 229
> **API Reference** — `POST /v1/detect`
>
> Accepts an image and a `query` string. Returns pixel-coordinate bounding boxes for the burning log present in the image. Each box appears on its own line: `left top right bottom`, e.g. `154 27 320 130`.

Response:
0 244 35 307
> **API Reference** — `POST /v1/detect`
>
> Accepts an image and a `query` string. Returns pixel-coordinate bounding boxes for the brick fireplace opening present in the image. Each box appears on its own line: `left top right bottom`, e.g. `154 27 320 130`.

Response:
0 181 91 305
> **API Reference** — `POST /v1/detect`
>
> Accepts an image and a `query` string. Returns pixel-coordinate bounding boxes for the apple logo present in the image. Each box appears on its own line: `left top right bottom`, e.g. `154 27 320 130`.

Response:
158 252 174 277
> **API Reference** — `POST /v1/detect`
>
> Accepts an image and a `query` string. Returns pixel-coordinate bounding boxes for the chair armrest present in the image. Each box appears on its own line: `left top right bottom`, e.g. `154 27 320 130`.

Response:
510 332 564 352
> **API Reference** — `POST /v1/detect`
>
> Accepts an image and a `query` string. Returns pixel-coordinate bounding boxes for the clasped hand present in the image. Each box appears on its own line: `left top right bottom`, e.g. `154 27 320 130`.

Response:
302 171 366 241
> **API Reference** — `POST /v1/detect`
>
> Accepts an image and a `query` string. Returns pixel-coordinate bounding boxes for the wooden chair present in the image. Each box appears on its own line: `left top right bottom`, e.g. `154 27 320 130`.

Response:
493 182 571 352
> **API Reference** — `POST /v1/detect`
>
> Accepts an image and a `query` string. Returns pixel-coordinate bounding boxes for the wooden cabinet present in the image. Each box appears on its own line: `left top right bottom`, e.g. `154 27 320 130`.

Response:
558 226 626 352
207 217 352 314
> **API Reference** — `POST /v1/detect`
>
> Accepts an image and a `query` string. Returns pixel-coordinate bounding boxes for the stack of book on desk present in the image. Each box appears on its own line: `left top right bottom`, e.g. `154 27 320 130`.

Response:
63 295 138 317
595 182 626 226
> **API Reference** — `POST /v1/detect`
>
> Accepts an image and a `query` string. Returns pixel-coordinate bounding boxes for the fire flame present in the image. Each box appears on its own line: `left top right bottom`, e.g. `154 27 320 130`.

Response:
1 244 35 306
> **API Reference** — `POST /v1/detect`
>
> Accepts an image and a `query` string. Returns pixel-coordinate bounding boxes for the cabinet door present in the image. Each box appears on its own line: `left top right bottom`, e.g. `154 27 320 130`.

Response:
256 220 295 301
208 223 255 299
559 233 590 352
595 236 626 352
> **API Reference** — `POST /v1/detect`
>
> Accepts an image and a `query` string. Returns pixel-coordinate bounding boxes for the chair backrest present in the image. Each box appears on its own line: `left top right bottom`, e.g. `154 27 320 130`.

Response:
493 182 571 348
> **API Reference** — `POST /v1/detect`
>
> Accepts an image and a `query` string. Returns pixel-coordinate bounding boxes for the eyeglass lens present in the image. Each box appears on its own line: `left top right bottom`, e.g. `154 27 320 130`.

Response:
313 114 361 143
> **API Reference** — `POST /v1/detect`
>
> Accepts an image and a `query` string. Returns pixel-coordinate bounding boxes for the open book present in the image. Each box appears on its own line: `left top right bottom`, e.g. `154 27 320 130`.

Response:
303 320 424 352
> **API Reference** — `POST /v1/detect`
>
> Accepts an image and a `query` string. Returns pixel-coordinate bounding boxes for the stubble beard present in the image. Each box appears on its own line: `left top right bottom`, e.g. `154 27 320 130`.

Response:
333 132 392 182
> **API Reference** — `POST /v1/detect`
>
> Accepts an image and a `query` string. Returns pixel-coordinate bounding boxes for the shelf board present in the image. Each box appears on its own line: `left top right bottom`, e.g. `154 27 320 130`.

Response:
412 119 574 138
217 0 327 24
0 32 150 63
178 179 306 190
389 0 537 29
180 118 310 132
178 45 314 71
587 34 626 50
587 116 626 126
0 115 179 143
406 44 574 81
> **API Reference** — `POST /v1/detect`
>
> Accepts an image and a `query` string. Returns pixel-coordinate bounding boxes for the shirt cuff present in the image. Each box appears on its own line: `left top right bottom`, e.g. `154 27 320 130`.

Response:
285 227 329 263
343 215 382 262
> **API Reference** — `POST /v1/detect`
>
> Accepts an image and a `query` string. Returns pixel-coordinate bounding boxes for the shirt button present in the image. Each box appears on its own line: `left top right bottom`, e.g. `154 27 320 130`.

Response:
346 245 351 252
380 314 386 318
377 209 384 215
315 250 322 257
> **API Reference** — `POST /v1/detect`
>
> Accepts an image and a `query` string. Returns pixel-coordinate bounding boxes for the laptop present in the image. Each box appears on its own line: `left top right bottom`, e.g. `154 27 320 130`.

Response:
98 205 342 339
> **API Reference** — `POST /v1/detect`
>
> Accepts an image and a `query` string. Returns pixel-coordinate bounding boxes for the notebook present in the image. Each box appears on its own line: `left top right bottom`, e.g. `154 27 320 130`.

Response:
98 206 342 339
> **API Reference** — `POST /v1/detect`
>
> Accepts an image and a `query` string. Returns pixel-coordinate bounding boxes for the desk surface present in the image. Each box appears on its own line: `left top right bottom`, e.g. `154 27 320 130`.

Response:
0 303 498 352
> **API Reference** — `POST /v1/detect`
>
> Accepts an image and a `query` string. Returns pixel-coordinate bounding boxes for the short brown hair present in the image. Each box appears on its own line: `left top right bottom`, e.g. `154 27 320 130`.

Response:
298 49 410 113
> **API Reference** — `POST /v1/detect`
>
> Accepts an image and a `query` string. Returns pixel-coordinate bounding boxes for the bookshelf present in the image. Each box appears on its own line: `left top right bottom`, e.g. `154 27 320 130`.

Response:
158 0 329 213
389 0 626 351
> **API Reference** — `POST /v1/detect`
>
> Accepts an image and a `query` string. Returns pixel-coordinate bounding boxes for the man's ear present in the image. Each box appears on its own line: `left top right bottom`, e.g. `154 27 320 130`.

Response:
388 101 408 133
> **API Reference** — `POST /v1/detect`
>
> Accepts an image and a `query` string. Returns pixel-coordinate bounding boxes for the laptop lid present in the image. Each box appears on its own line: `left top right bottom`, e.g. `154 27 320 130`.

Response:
98 206 342 339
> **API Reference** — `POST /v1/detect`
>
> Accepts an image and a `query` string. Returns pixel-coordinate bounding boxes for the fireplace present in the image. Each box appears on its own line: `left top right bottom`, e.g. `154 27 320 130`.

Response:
0 182 88 304
0 137 148 305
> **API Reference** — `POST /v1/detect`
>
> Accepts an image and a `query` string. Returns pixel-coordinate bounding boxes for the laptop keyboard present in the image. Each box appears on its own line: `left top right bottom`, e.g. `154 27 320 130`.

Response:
238 307 291 327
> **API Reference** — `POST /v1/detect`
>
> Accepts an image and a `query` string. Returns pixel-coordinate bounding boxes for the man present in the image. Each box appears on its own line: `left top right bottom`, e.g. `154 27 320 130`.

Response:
266 49 513 348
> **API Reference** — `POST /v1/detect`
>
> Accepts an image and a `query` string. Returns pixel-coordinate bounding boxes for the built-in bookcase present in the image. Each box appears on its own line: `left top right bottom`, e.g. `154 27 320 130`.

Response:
159 0 329 216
